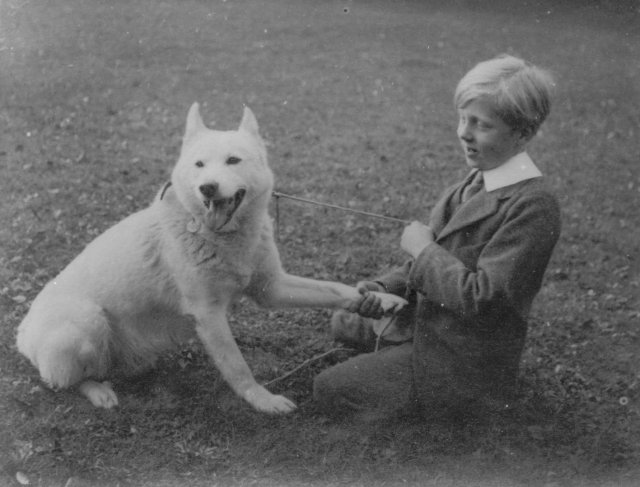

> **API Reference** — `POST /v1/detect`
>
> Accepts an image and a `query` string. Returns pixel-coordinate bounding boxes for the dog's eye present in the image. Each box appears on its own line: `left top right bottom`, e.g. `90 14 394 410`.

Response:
195 161 204 168
226 156 241 165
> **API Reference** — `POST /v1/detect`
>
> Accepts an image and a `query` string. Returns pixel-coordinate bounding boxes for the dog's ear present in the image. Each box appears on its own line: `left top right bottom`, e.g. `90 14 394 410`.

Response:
239 106 261 139
184 102 206 141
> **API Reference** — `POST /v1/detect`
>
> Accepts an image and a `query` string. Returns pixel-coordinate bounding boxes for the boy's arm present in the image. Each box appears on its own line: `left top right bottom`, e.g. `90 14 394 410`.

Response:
375 184 459 297
407 190 560 321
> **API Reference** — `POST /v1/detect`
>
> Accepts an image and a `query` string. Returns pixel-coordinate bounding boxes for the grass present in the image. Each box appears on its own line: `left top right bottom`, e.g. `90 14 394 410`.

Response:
1 0 639 485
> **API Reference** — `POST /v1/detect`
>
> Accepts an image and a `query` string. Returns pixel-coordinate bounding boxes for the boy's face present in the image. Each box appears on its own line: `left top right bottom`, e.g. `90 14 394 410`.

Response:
457 97 528 171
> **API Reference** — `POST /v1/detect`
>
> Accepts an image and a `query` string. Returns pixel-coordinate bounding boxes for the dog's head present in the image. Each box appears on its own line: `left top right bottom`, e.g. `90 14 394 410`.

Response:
171 103 274 233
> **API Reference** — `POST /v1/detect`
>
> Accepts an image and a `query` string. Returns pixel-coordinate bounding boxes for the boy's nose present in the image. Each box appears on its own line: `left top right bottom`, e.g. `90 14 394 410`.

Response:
458 124 473 142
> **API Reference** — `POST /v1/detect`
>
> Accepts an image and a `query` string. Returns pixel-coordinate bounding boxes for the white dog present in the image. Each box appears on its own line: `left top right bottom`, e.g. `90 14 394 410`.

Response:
16 103 406 414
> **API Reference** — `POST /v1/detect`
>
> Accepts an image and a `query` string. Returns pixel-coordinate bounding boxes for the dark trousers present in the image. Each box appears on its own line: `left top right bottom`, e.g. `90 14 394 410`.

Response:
313 342 419 422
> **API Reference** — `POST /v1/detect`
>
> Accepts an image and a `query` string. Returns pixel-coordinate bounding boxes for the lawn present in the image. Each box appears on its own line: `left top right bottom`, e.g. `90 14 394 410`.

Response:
1 0 639 485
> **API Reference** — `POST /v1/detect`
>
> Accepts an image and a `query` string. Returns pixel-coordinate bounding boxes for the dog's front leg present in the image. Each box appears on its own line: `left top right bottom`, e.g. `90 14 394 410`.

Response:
257 273 407 313
192 304 296 414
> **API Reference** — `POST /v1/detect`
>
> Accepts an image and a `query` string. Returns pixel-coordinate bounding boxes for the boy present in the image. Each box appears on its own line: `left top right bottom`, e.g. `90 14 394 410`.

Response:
313 54 561 422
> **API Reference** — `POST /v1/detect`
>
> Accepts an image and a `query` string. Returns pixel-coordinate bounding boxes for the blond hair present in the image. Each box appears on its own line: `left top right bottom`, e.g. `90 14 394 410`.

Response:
454 54 555 135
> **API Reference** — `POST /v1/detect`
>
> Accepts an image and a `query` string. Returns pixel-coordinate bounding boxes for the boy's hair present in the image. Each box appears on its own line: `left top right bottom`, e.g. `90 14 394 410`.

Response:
454 54 555 135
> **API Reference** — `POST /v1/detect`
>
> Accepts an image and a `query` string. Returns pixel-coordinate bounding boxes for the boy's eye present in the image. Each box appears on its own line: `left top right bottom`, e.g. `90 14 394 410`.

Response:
226 156 242 165
478 117 495 128
195 160 204 168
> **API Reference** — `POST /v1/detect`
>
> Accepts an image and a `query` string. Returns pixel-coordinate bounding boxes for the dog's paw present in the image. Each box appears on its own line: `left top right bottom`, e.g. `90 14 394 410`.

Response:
244 384 297 415
78 380 119 408
369 291 408 314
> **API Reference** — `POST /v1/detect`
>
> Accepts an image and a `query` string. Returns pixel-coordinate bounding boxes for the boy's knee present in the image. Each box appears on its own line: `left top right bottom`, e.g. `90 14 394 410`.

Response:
313 362 371 418
313 362 417 423
312 367 341 413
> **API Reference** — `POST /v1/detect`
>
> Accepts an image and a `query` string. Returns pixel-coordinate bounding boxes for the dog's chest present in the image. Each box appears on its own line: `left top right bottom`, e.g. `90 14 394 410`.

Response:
185 235 258 290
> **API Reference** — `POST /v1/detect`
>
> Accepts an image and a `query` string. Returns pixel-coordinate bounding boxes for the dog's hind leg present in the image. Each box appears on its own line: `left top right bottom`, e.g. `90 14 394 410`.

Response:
36 330 118 408
18 298 116 407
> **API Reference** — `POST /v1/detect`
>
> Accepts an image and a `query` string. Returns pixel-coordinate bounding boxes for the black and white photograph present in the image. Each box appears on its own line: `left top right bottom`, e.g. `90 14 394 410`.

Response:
1 1 638 485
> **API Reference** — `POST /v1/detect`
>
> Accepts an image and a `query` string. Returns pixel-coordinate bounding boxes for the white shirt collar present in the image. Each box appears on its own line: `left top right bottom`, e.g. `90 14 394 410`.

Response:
481 151 542 192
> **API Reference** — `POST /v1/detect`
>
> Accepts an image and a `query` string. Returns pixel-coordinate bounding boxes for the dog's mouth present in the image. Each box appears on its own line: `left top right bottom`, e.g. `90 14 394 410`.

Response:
203 188 246 231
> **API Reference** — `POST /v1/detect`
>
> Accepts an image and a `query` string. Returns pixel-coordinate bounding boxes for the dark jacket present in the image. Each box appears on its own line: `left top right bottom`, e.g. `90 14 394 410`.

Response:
378 172 561 409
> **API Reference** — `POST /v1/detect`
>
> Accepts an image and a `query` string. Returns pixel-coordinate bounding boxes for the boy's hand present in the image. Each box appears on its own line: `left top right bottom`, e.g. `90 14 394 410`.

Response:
354 281 385 318
401 221 434 258
368 291 408 315
354 281 407 319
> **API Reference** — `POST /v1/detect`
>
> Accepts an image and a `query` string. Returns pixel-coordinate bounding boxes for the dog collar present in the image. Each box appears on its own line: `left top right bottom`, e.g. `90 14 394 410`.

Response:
158 181 203 234
159 181 173 200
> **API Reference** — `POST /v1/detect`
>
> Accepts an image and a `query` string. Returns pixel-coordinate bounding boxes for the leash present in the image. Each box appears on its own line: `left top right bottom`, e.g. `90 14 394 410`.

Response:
263 314 406 388
264 192 410 385
262 347 355 387
158 182 406 386
374 314 397 353
272 191 410 238
159 184 409 226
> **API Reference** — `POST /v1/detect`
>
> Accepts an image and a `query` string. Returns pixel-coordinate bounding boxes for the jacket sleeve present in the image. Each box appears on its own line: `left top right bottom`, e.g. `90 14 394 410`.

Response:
406 190 560 321
375 260 413 296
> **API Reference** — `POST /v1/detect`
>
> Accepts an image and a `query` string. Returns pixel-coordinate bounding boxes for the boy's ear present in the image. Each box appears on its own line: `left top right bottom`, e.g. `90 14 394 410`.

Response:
517 126 536 147
184 102 206 141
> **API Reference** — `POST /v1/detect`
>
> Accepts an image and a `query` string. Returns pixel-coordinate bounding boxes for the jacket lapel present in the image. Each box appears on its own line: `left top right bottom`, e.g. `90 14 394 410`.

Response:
434 180 524 242
429 184 459 236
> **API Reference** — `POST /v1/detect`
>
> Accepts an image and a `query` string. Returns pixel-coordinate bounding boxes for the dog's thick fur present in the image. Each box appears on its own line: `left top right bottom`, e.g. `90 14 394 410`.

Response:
16 104 406 414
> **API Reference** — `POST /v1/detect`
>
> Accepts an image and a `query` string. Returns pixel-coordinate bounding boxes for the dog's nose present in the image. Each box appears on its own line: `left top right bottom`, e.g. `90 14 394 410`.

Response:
199 183 219 199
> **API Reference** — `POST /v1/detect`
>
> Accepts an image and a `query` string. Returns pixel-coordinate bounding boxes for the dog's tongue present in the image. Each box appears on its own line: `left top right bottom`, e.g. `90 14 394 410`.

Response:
209 199 234 231
202 189 245 232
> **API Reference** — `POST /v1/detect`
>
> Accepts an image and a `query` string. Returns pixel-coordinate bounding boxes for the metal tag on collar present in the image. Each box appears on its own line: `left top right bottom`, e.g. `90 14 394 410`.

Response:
187 219 201 233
